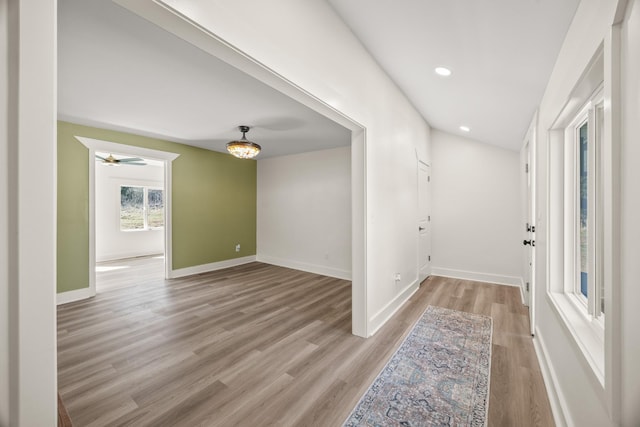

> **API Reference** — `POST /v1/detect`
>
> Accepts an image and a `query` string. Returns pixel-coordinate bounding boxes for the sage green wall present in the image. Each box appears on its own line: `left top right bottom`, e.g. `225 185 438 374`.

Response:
57 121 257 293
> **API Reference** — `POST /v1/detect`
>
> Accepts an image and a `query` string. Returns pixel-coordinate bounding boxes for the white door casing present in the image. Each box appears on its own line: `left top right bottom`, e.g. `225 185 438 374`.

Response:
522 111 537 336
523 142 533 307
112 0 370 337
76 136 179 301
418 161 431 283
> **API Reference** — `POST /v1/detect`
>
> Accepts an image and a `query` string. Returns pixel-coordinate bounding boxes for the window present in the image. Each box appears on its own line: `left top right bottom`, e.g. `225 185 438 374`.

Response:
120 185 164 231
578 119 589 299
566 88 604 321
546 44 612 385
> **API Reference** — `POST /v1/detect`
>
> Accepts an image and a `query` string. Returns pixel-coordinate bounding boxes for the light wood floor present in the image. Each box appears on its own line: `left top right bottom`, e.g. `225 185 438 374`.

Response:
58 260 554 426
96 255 165 293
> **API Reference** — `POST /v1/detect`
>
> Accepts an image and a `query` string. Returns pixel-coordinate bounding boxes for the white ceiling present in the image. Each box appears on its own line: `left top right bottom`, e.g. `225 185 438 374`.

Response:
327 0 580 150
58 0 352 159
59 0 579 156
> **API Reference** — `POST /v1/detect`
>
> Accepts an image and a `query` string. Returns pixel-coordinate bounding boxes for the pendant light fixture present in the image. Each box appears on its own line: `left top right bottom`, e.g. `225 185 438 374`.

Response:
226 125 261 159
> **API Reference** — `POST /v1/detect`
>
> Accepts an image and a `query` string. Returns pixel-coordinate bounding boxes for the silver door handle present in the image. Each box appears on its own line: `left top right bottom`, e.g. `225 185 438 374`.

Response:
419 226 425 231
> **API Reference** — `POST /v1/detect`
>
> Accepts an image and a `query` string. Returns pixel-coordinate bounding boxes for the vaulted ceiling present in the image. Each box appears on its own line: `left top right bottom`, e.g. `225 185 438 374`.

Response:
327 0 580 150
58 0 579 155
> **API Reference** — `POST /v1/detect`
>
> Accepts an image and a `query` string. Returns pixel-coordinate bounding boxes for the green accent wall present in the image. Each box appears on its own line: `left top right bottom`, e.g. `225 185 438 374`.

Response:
57 121 257 293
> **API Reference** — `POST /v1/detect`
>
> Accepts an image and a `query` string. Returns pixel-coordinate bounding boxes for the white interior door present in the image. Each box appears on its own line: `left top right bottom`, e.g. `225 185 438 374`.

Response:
523 140 536 336
523 142 533 306
418 162 431 283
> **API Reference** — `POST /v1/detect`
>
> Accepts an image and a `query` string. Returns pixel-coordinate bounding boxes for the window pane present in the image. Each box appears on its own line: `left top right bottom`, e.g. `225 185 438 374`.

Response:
120 186 144 230
596 104 604 314
579 122 588 298
147 189 164 228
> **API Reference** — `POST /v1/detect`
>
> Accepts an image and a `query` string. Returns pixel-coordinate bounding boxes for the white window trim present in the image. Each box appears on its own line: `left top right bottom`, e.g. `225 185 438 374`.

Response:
551 93 605 382
546 292 605 379
548 27 622 420
548 68 607 386
563 89 605 321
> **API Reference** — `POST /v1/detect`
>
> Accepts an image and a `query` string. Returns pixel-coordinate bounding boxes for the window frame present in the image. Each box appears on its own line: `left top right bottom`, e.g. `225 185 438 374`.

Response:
545 31 622 417
549 79 606 385
565 86 605 323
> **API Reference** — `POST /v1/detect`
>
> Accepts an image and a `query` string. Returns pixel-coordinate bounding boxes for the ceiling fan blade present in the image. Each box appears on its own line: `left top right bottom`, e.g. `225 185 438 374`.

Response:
117 157 144 163
125 162 147 166
95 154 107 161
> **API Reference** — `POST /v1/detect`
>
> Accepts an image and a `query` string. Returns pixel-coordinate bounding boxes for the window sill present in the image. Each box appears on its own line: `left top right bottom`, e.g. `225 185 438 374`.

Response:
546 291 604 386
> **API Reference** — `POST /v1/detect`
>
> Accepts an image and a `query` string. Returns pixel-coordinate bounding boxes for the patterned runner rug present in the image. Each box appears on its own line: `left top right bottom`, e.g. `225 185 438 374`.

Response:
343 306 492 427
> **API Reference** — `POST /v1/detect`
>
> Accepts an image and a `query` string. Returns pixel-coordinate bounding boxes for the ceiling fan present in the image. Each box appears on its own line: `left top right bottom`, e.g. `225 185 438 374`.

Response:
95 153 147 166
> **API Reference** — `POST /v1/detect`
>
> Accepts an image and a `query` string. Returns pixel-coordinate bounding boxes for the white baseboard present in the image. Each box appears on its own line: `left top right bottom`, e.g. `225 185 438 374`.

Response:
57 287 95 305
169 255 257 278
368 280 419 337
431 267 522 287
256 254 351 280
533 328 570 427
518 277 526 305
96 250 163 263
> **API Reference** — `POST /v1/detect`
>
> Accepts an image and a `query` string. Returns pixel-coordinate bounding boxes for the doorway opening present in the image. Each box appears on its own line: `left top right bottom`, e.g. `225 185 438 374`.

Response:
77 136 179 298
110 1 368 337
94 151 165 293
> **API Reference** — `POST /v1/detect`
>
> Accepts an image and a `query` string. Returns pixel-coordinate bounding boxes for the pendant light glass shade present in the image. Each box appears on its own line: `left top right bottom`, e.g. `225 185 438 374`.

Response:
226 126 261 159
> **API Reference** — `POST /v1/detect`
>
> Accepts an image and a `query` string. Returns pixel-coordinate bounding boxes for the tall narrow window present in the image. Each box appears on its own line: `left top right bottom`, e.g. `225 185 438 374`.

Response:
568 88 604 320
120 185 164 231
578 121 589 299
549 47 609 385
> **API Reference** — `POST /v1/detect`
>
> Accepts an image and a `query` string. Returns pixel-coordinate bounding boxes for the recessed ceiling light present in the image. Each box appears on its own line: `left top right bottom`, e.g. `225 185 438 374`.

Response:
434 67 452 77
459 126 471 132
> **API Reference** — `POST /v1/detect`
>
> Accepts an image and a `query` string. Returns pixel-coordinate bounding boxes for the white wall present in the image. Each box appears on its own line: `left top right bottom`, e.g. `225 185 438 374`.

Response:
125 0 432 336
257 146 351 280
2 0 57 424
95 162 164 261
0 1 9 422
431 130 522 286
619 0 640 423
533 0 640 425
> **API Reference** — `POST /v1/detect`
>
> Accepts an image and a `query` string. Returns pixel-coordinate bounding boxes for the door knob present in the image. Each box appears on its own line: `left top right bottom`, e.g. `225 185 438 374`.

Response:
523 239 535 247
419 226 425 231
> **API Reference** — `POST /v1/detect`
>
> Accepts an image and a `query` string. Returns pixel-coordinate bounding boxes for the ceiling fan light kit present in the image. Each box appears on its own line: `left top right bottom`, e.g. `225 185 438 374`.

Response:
226 125 261 159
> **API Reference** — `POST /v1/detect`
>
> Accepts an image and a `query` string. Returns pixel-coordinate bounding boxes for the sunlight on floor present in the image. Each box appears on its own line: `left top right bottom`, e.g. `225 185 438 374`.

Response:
96 265 129 273
96 255 165 293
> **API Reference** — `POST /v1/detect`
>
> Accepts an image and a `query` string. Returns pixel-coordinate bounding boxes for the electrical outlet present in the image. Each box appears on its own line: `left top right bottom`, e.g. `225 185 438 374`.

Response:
235 244 240 252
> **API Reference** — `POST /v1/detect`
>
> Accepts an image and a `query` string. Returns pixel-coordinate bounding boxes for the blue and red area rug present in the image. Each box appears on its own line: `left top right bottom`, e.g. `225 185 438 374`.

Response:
343 306 492 427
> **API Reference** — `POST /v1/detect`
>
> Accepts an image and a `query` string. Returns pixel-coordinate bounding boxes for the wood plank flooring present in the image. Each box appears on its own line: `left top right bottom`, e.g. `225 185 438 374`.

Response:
95 255 165 293
58 260 554 426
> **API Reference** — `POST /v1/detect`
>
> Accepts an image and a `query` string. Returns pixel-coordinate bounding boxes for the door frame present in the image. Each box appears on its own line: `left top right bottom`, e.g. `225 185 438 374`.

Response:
417 160 431 283
114 0 369 337
522 112 538 336
76 136 179 297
